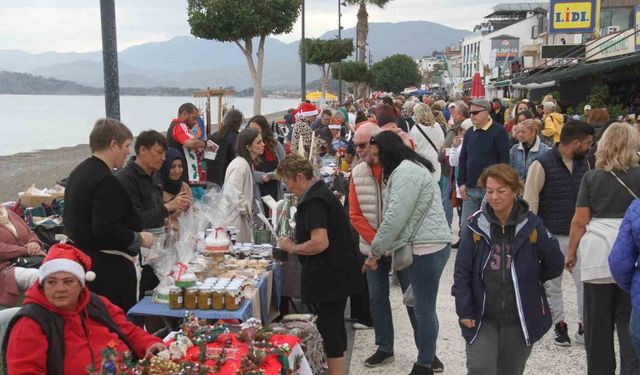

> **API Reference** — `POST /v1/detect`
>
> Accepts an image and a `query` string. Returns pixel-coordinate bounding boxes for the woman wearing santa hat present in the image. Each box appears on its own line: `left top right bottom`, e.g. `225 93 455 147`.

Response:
3 243 164 374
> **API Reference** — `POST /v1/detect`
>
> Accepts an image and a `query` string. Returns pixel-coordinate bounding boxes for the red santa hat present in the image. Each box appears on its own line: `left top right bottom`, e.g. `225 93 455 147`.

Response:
295 102 318 118
39 243 96 286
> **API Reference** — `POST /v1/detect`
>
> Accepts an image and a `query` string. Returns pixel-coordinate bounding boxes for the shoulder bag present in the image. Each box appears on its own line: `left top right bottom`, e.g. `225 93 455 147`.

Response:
610 171 639 199
414 123 439 153
392 180 433 271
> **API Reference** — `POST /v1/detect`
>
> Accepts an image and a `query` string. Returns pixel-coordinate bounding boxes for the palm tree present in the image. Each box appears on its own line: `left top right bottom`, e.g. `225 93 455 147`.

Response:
344 0 393 65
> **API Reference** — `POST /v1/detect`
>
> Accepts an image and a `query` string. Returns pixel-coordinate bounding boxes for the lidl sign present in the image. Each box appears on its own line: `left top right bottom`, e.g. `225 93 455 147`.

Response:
549 0 599 34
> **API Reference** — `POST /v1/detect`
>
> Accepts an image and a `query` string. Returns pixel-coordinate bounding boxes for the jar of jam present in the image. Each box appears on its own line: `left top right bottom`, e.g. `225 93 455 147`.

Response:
225 287 241 311
212 286 225 310
197 286 212 310
168 287 183 310
184 286 198 310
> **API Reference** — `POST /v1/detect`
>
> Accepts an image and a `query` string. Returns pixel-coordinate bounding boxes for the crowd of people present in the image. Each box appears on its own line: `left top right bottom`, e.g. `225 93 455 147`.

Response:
2 91 640 375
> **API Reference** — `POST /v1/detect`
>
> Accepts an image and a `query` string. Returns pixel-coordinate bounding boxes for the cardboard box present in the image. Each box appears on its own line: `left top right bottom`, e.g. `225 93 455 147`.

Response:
19 194 54 208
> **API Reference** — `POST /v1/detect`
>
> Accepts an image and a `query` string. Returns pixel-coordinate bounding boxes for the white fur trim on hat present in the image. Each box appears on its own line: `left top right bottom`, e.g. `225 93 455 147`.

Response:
39 258 88 286
300 109 318 117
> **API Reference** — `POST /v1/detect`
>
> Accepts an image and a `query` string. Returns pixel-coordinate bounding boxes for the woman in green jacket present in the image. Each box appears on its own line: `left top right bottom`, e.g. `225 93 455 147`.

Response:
364 130 451 375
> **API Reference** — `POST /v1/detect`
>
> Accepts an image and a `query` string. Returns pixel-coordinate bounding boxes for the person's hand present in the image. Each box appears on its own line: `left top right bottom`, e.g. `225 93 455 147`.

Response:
452 135 463 148
565 253 577 272
26 242 43 256
460 319 476 329
362 255 378 273
277 237 295 253
140 232 154 249
459 185 468 201
262 174 270 183
144 342 166 359
165 193 191 213
185 139 205 152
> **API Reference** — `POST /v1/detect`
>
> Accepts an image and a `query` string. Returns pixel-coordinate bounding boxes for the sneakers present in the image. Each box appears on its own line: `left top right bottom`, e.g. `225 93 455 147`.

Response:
408 363 434 375
432 355 444 373
574 322 584 345
364 350 394 368
352 321 374 330
554 321 572 347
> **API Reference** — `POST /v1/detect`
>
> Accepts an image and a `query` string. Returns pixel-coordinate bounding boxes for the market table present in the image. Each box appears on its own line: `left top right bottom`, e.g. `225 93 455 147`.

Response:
127 264 282 325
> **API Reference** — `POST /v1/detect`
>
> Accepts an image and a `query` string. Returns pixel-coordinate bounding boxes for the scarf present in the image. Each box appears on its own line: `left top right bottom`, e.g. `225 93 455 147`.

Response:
0 205 17 238
159 148 185 196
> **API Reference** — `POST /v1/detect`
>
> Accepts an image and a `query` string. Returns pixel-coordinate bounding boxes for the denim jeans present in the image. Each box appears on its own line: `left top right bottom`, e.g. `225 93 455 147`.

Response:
441 177 453 228
460 187 484 237
411 246 451 367
630 307 640 361
366 256 416 354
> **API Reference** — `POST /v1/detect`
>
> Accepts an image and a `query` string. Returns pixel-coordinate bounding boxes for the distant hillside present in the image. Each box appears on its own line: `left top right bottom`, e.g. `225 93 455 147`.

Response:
0 21 470 91
0 71 198 96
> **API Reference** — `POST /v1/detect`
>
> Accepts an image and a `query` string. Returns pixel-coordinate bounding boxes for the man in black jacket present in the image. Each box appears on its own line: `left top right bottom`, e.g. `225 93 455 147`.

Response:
64 118 154 313
117 130 191 298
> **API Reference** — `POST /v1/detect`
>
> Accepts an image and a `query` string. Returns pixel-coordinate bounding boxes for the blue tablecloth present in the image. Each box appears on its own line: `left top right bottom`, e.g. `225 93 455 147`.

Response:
127 264 282 323
127 296 254 321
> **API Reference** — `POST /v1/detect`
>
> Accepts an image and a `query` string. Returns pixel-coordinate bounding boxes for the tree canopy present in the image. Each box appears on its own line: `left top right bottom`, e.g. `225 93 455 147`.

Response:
370 54 421 93
187 0 301 41
332 61 371 84
187 0 302 115
302 38 354 67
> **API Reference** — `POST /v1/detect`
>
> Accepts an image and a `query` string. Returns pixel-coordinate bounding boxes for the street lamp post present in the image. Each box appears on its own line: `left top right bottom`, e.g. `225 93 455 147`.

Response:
337 0 343 105
100 0 120 120
300 0 306 103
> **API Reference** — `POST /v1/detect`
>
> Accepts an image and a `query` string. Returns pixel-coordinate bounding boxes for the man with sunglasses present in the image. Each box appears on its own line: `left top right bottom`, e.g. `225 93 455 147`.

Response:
457 98 510 236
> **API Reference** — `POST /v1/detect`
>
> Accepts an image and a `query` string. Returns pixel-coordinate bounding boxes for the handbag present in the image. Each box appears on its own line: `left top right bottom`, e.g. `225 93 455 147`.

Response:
11 255 45 269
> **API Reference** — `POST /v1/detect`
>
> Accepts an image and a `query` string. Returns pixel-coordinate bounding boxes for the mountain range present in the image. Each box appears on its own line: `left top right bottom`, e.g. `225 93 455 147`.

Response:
0 21 470 91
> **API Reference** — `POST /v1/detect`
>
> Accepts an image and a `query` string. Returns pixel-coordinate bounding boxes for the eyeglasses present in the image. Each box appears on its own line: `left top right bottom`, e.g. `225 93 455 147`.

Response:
469 110 486 116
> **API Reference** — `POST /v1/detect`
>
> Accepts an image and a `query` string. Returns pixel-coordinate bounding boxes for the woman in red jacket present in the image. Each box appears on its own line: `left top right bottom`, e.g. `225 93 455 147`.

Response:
4 244 164 375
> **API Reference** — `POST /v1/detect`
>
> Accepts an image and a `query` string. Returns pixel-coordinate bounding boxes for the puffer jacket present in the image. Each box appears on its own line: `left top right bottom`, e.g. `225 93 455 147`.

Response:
509 136 550 181
609 199 640 309
5 283 161 375
452 198 564 346
371 159 450 268
543 113 564 144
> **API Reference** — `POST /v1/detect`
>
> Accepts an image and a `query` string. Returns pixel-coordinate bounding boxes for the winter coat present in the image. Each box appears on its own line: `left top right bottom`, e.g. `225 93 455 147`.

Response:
116 158 168 230
543 113 564 144
452 199 564 346
224 156 259 243
371 159 450 270
509 136 550 181
5 284 161 375
0 210 41 306
350 162 384 255
609 199 640 309
207 130 239 187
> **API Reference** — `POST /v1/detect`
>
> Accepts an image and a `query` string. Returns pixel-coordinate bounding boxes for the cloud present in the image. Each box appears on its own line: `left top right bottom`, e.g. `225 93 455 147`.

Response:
0 0 525 53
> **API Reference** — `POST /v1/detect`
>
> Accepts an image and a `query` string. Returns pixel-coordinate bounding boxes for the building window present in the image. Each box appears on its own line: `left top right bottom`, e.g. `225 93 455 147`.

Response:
601 9 613 28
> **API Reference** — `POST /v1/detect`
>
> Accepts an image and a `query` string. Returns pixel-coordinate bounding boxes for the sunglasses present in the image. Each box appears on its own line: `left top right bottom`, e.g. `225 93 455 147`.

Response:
469 109 486 116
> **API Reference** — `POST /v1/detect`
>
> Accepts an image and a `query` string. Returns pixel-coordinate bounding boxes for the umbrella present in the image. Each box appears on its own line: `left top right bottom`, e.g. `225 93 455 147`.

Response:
471 72 485 99
306 91 337 101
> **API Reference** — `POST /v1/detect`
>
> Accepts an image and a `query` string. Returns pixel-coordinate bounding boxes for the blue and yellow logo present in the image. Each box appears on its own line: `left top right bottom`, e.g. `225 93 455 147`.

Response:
549 0 599 34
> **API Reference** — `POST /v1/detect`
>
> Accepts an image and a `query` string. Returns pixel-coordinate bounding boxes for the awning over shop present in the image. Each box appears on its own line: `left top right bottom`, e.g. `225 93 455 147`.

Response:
513 53 640 85
493 80 512 88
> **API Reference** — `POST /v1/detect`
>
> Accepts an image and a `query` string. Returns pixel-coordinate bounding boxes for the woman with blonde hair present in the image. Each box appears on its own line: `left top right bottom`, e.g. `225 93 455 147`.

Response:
510 119 550 181
409 103 445 181
565 123 640 374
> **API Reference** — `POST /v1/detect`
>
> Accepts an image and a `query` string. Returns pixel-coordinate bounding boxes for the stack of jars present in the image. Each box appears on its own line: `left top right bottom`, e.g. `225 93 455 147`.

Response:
168 277 244 311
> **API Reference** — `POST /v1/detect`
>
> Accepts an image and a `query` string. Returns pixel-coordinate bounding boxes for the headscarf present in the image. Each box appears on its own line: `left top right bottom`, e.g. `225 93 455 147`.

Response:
159 148 185 196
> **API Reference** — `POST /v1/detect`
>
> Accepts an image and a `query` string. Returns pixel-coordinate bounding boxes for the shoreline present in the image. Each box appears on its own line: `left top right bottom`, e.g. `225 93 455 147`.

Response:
0 110 288 203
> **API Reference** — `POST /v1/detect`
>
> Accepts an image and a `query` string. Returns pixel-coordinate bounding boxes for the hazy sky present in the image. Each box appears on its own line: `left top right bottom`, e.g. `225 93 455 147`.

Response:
0 0 531 53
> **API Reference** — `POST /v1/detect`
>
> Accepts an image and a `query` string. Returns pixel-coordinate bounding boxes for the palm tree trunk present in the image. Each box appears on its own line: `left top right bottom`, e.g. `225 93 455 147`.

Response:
356 1 368 98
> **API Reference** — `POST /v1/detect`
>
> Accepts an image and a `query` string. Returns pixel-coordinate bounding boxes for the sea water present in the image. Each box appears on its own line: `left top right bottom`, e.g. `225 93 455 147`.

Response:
0 94 299 156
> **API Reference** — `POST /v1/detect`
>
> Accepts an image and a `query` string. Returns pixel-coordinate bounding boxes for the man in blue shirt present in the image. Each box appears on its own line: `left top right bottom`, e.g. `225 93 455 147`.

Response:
457 98 510 235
